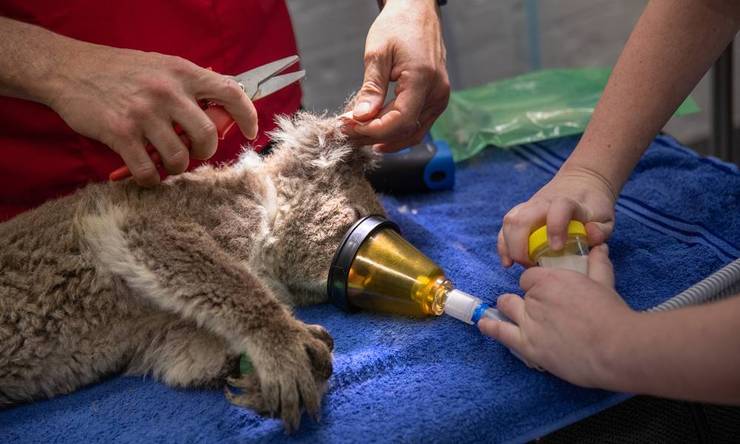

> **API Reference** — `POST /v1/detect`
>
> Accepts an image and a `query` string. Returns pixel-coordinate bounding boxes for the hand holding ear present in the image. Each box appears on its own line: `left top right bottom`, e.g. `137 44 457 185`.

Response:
343 0 450 152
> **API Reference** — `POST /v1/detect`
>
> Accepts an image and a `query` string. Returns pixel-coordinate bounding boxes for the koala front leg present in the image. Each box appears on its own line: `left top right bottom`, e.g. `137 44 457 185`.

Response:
125 315 239 388
104 219 333 431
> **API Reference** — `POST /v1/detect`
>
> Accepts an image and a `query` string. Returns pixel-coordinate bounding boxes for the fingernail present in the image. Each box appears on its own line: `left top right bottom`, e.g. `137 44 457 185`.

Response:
550 235 562 250
353 101 372 117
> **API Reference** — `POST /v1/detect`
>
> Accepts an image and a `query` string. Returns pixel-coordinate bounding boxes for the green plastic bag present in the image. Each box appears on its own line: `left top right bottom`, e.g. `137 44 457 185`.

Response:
430 68 700 162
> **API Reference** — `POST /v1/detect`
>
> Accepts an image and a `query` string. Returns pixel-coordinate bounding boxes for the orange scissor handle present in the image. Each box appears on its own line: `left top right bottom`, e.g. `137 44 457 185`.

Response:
108 104 237 181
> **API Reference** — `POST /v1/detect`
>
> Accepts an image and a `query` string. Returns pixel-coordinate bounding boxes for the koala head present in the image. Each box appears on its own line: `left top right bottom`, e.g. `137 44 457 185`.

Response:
263 111 386 304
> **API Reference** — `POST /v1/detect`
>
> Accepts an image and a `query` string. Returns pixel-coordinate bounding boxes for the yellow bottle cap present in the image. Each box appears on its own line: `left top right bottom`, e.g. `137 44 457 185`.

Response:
528 220 587 260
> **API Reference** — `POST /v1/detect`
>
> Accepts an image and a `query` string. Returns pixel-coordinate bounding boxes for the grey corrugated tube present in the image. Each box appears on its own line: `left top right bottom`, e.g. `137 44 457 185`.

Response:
648 258 740 312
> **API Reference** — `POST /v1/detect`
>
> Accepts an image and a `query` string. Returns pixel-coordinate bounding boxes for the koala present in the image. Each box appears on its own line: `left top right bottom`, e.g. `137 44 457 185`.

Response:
0 111 385 432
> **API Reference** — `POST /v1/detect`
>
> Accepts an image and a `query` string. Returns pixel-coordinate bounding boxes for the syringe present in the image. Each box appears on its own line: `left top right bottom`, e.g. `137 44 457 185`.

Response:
443 289 509 325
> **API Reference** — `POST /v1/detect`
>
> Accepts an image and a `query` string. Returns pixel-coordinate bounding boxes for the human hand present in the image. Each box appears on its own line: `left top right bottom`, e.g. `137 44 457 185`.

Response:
343 0 450 152
47 44 258 186
498 166 618 267
479 245 636 388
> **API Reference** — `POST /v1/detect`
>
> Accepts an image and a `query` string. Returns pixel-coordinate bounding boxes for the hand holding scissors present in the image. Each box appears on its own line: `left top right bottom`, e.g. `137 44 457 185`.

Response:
109 55 305 181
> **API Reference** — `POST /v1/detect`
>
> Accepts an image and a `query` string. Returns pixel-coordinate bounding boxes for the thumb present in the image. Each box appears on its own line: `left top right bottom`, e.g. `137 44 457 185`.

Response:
353 50 392 121
587 244 615 288
585 220 614 246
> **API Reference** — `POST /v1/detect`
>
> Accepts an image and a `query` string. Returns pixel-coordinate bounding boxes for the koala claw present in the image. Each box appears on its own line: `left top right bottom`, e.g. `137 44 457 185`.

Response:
226 322 334 433
225 374 266 413
226 374 254 390
306 324 334 353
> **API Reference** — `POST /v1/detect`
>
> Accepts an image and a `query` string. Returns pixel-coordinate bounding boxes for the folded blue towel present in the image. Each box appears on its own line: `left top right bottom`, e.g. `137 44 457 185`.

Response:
2 135 738 443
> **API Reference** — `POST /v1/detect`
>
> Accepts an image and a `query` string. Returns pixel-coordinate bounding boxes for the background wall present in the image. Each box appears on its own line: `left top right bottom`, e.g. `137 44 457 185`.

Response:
286 0 740 152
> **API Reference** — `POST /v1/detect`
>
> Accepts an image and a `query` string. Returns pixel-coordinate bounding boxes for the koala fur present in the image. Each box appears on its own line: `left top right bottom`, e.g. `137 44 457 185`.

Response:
0 111 385 431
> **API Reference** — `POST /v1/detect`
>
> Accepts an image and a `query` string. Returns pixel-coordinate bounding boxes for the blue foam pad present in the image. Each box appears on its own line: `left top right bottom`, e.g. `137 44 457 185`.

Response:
2 135 738 443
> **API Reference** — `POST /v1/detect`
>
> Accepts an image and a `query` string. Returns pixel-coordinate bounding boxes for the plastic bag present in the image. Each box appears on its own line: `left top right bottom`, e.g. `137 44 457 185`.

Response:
430 68 700 162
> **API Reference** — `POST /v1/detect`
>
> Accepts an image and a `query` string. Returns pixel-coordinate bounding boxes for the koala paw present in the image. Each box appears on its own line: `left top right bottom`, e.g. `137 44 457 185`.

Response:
226 322 334 432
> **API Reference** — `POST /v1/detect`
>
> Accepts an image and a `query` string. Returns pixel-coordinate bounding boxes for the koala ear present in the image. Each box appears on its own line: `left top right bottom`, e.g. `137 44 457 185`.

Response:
268 111 380 173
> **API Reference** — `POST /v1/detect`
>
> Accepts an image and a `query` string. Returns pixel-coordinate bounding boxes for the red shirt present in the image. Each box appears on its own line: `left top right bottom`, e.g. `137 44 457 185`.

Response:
0 0 302 221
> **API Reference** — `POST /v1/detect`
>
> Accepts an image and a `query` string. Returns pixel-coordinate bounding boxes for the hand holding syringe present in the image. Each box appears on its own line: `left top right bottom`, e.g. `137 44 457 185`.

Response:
442 222 591 324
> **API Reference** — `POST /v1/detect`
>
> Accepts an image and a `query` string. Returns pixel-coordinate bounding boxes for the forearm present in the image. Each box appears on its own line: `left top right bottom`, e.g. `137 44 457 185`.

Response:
605 294 740 404
378 0 437 7
563 0 740 195
0 17 81 104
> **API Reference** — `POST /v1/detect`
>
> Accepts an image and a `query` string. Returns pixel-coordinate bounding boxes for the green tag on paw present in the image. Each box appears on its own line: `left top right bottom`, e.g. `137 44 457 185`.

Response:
239 353 254 375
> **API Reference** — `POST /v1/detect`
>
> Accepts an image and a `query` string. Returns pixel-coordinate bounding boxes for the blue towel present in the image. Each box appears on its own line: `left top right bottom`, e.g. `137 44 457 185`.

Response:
2 135 738 443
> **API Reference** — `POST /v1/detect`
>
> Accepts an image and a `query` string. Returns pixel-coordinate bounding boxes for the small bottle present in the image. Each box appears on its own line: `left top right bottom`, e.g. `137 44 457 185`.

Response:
528 220 589 274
